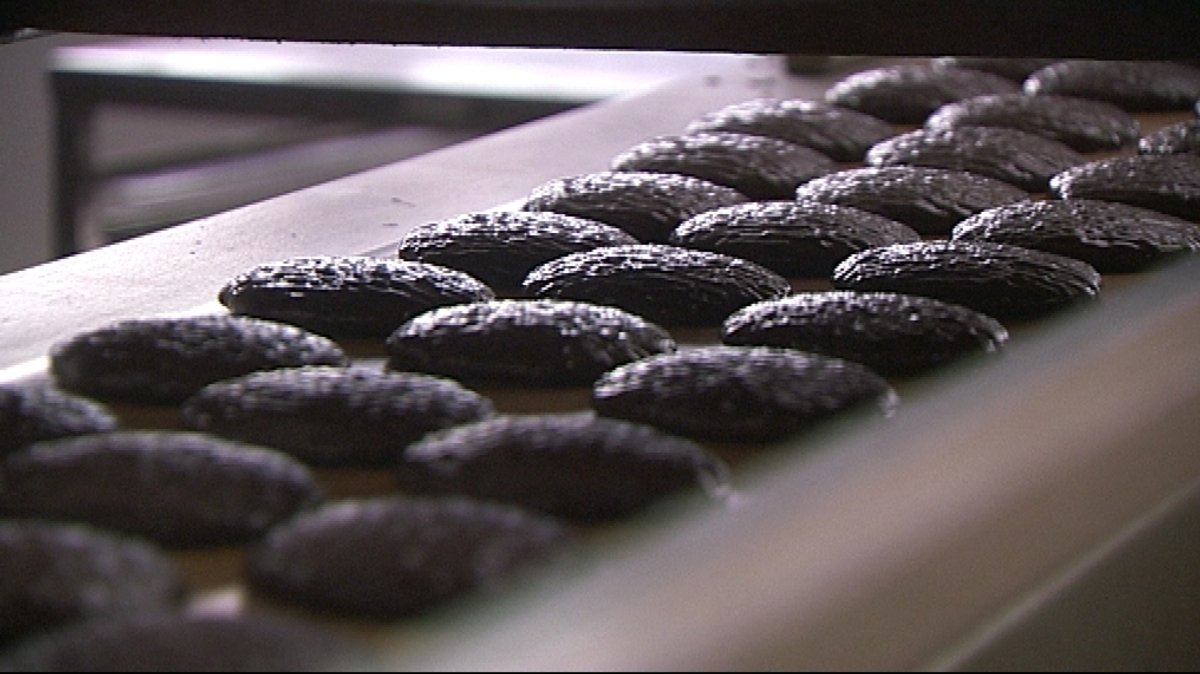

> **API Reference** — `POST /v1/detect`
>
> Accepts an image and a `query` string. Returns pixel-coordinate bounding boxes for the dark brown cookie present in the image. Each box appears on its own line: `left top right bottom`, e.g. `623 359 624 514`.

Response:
49 315 348 405
246 496 573 619
925 94 1140 152
395 210 638 291
385 300 675 386
683 98 895 162
179 367 495 467
0 614 371 672
0 522 184 647
0 431 323 547
0 386 117 459
721 291 1009 377
1138 119 1200 155
592 346 896 443
522 244 792 327
396 413 731 522
932 57 1059 82
832 241 1102 319
671 200 920 277
609 132 836 200
1049 154 1200 220
794 166 1027 235
218 256 495 338
1024 60 1200 111
522 171 748 243
824 64 1020 124
952 199 1200 272
866 126 1086 191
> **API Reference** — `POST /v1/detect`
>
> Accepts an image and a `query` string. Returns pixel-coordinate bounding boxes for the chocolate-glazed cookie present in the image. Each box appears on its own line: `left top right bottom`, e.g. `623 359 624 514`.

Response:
609 132 836 200
592 346 895 443
385 300 675 386
671 201 920 277
683 98 894 162
925 94 1140 152
219 256 495 338
395 211 638 292
865 127 1086 191
832 241 1102 319
49 315 348 405
794 166 1027 235
396 413 731 522
824 64 1020 124
952 199 1200 272
522 171 748 243
722 292 1009 377
1024 60 1200 111
1049 154 1200 220
246 496 573 619
0 386 116 459
179 367 495 467
522 244 792 327
0 614 371 672
0 522 185 647
0 431 323 547
932 57 1059 82
1138 120 1200 155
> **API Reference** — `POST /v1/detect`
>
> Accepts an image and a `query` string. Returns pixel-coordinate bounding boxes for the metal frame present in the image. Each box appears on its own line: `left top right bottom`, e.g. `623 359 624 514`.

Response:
6 1 1200 58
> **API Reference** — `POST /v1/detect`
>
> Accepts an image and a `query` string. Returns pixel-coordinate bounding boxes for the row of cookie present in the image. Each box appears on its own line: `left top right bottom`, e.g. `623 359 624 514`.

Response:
0 297 705 656
829 58 1200 123
822 60 1200 219
0 520 375 669
0 381 735 657
4 59 1195 662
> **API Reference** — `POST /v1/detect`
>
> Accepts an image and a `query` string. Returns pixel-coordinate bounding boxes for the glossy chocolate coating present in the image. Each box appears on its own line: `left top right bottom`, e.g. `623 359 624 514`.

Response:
0 522 185 646
0 431 323 547
397 413 731 521
672 200 920 277
396 210 638 291
1050 154 1200 220
832 240 1102 319
825 64 1020 124
684 98 894 162
953 199 1200 272
866 126 1086 191
610 131 836 200
592 345 896 443
385 299 675 386
247 496 572 618
722 291 1008 377
522 170 748 243
219 256 495 338
522 244 792 327
1025 60 1200 111
49 315 348 405
925 93 1140 152
795 166 1027 235
0 614 370 672
932 57 1059 82
1138 119 1200 155
180 367 495 467
0 385 117 458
